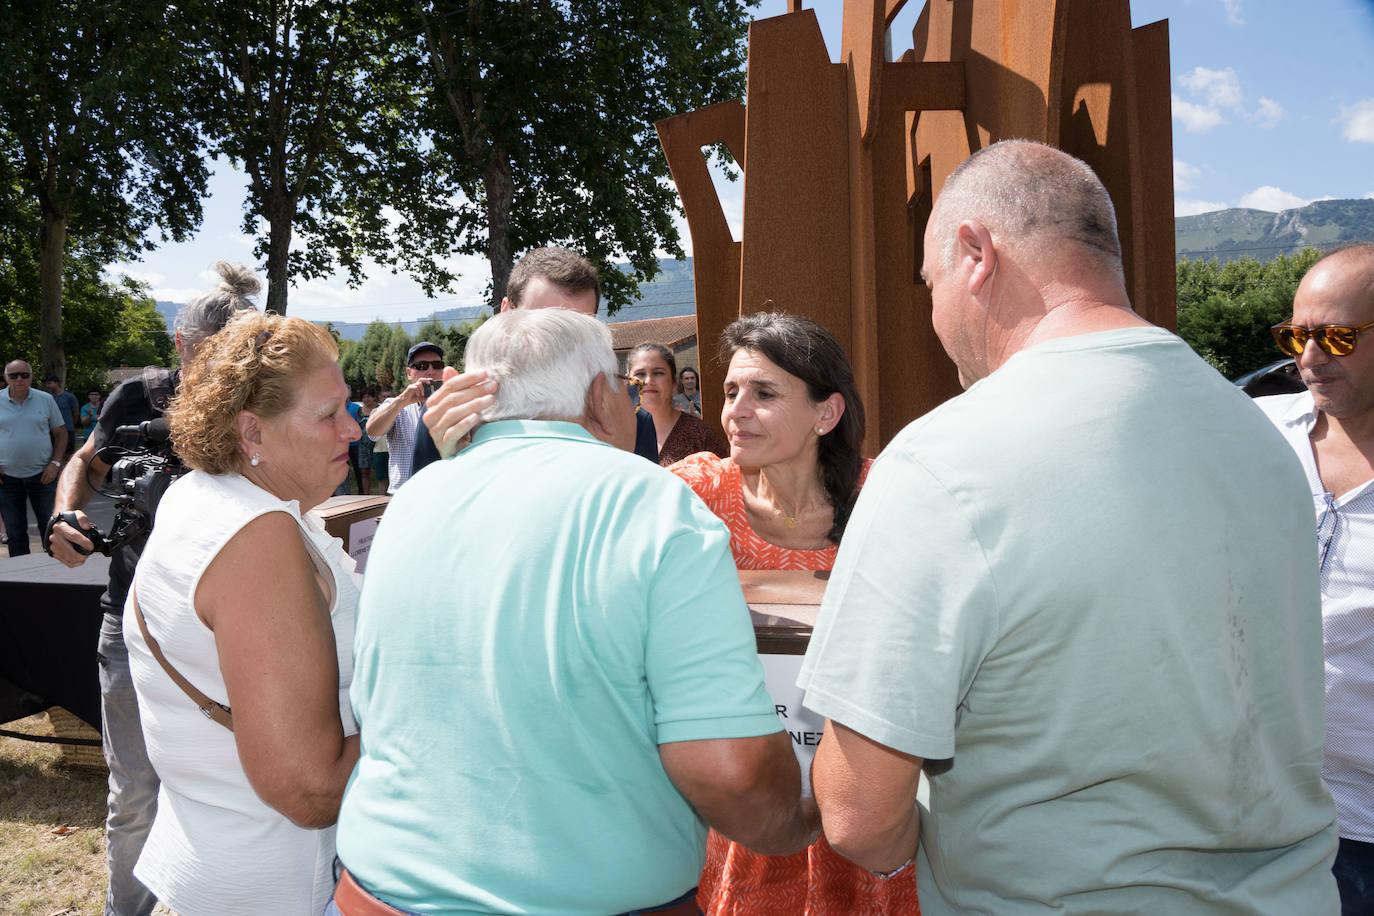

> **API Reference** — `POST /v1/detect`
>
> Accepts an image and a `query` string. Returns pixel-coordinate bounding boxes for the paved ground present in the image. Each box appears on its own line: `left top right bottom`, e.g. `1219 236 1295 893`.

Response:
0 489 118 562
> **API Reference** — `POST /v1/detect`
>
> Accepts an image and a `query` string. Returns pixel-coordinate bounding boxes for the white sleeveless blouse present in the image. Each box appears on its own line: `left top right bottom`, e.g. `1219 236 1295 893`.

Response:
124 471 360 916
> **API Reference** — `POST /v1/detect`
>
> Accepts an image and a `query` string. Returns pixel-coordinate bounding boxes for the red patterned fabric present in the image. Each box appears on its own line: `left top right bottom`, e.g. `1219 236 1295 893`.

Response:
669 452 917 915
666 454 872 571
697 832 919 916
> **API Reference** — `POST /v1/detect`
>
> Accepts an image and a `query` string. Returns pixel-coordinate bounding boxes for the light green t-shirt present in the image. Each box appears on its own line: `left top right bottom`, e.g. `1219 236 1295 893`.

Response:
339 420 780 915
800 328 1340 914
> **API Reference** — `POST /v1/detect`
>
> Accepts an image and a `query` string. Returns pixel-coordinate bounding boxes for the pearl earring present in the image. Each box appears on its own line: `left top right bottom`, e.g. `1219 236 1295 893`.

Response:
250 452 261 467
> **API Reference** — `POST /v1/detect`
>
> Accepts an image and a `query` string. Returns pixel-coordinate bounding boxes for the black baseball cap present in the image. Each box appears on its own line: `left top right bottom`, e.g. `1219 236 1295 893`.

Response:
407 341 444 363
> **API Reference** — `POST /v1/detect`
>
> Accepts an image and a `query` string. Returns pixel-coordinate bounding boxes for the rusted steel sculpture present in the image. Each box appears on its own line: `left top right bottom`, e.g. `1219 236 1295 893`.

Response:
657 0 1174 452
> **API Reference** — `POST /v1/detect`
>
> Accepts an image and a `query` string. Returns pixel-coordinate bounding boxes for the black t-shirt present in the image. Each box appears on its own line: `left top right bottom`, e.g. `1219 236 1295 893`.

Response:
90 370 178 617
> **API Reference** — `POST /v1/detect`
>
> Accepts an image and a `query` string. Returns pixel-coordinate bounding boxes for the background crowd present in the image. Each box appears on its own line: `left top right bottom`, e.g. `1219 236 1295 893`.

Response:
2 140 1370 916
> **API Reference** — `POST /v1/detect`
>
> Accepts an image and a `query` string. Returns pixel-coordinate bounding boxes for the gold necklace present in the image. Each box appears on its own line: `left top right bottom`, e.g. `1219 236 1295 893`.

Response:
775 499 804 529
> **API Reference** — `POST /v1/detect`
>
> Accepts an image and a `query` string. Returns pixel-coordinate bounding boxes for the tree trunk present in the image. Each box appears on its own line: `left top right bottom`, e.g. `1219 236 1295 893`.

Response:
38 208 68 384
264 197 296 315
484 144 515 308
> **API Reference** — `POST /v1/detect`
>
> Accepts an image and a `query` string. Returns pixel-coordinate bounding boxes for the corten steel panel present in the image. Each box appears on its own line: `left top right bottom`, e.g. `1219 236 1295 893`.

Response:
738 11 852 356
656 100 747 426
1049 0 1144 323
660 0 1175 451
875 64 966 441
1130 19 1176 330
916 0 1054 154
843 0 887 454
845 0 967 450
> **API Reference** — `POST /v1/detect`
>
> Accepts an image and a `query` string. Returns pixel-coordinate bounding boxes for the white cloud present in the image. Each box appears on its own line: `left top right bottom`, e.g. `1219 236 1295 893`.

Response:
1339 99 1374 143
1222 0 1244 26
149 286 211 304
1172 94 1224 133
1366 190 1374 200
1173 159 1202 192
1252 97 1285 128
1175 198 1230 216
105 265 166 288
1238 186 1311 211
1179 67 1243 108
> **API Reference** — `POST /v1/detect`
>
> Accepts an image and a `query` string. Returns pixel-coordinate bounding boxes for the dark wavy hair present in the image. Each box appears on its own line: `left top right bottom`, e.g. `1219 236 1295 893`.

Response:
720 312 866 543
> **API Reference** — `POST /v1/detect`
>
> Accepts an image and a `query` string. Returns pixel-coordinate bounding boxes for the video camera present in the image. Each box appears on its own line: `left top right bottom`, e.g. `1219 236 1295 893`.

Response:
45 418 189 557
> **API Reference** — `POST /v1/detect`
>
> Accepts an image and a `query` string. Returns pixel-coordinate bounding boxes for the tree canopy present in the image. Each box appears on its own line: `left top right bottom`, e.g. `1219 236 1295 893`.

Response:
0 0 209 382
337 315 485 395
182 0 458 315
413 0 751 311
1174 249 1323 378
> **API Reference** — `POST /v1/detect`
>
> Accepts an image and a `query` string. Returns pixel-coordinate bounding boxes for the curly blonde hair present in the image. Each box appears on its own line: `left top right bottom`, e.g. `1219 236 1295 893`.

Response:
168 311 339 475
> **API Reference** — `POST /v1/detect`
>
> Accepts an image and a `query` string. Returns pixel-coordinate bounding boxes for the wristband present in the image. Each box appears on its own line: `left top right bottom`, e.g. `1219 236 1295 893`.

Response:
49 459 61 466
870 858 914 879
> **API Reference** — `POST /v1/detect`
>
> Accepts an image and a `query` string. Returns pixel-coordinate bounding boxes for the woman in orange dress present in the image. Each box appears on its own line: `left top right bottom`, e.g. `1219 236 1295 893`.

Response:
669 311 919 916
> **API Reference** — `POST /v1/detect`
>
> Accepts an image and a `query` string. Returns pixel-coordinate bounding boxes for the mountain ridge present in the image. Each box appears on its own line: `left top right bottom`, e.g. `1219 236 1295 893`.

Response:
148 200 1374 340
1175 198 1374 263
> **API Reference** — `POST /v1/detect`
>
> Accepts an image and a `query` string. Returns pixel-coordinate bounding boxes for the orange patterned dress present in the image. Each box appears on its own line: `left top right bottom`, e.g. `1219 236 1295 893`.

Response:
668 453 919 916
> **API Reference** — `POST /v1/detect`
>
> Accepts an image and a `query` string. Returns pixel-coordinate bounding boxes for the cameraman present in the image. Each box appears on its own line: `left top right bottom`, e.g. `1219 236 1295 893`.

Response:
48 261 260 916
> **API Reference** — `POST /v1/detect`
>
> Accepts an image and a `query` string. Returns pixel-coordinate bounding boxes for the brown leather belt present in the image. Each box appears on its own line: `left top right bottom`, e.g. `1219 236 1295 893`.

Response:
333 869 414 916
333 869 699 916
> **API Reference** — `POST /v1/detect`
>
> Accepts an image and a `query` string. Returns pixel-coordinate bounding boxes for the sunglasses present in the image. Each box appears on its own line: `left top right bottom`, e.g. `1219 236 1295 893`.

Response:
1271 320 1374 358
7 371 31 379
409 360 444 371
617 374 644 407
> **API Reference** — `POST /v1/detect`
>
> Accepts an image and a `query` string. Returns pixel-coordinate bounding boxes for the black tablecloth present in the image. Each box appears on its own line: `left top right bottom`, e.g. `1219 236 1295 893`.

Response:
0 552 109 730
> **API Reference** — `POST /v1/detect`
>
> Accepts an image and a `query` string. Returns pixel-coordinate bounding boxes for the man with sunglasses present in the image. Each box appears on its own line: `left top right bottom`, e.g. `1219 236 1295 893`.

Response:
1257 242 1374 915
1 359 67 556
365 341 446 493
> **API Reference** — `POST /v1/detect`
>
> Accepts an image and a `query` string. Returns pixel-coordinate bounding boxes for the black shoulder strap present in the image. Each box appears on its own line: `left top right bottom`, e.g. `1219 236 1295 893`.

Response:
140 366 177 414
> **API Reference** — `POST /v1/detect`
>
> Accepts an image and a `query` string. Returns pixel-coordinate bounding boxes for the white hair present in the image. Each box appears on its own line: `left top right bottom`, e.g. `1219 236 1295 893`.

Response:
467 308 617 422
177 260 262 354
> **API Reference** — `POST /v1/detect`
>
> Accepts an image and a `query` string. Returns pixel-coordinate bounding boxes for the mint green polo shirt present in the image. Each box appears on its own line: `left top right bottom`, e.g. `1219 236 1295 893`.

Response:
339 420 780 915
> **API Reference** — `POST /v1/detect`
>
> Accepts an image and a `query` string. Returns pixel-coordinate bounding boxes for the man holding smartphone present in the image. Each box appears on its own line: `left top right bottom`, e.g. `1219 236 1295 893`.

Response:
365 341 445 493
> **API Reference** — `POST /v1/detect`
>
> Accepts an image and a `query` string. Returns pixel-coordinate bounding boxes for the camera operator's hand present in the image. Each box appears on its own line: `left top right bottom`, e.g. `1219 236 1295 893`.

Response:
50 511 96 568
423 368 497 459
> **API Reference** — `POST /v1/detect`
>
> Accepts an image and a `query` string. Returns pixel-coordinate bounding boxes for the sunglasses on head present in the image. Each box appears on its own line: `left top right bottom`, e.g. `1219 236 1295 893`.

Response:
1271 320 1374 358
7 371 31 379
409 360 444 371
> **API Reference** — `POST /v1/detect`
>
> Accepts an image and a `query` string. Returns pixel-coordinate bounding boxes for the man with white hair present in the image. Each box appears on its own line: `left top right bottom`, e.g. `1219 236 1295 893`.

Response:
798 141 1339 913
336 308 816 916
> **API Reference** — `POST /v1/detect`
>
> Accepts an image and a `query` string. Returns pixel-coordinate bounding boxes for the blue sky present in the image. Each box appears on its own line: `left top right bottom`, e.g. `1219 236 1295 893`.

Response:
111 0 1374 322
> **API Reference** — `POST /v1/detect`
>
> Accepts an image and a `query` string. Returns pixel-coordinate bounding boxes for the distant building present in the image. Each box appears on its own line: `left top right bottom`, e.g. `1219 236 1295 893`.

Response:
611 315 700 371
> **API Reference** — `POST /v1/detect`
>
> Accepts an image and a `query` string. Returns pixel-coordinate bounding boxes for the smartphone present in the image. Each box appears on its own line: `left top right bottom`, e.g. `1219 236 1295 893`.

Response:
421 379 442 398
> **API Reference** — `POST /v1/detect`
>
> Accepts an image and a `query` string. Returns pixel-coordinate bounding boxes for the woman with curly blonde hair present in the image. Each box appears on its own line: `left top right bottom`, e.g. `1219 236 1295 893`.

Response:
124 309 363 915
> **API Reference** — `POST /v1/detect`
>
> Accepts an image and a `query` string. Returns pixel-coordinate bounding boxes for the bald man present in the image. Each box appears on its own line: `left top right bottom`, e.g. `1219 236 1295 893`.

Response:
1257 243 1374 914
798 141 1339 913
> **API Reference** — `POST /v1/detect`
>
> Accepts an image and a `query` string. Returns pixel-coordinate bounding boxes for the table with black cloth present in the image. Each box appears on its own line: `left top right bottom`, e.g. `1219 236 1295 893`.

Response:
0 552 109 731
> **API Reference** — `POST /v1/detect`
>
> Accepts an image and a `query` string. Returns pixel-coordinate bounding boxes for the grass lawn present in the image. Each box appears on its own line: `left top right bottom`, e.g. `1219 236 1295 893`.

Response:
0 714 108 915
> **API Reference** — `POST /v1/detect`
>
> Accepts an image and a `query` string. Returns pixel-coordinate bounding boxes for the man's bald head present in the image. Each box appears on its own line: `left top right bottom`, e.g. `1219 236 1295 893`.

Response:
1304 243 1374 299
928 140 1124 284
